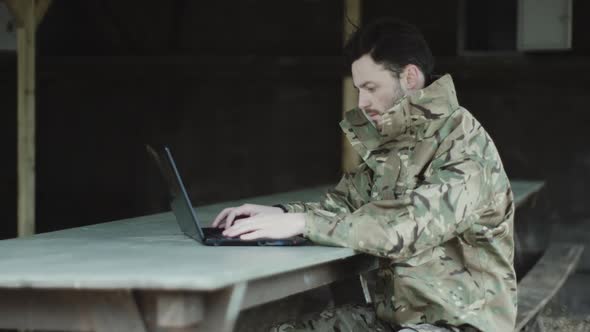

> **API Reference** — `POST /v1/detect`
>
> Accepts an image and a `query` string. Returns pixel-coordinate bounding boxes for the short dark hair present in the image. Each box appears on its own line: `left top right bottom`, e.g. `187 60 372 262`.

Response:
344 18 434 80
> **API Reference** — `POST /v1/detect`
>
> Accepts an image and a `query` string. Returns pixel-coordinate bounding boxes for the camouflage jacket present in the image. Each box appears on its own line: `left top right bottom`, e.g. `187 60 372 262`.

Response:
285 75 516 332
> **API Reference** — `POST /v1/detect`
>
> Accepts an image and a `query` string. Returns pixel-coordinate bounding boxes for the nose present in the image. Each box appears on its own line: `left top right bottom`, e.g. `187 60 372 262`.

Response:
358 91 371 110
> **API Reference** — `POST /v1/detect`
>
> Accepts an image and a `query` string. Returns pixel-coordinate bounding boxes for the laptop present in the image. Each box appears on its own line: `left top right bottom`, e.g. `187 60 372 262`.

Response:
146 145 307 246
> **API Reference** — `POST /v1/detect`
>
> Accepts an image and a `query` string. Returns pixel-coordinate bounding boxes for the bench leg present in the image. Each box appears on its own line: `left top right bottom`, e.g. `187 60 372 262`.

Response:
199 283 247 332
89 291 148 332
139 284 247 332
359 273 372 304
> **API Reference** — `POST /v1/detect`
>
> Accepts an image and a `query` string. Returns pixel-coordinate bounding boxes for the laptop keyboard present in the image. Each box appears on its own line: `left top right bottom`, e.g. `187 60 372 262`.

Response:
203 227 235 239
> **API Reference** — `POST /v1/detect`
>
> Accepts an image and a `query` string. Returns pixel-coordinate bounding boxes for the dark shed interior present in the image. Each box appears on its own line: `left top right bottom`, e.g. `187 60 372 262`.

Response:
0 0 589 326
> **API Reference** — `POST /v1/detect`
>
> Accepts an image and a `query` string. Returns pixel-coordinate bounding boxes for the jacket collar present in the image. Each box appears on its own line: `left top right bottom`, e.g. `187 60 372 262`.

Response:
340 74 459 161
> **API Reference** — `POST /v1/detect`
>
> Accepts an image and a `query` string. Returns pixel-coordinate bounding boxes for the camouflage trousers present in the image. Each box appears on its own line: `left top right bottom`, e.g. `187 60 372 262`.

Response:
269 304 460 332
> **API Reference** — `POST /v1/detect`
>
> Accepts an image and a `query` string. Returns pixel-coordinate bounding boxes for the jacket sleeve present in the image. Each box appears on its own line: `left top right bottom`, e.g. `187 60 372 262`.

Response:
303 156 489 261
283 163 373 215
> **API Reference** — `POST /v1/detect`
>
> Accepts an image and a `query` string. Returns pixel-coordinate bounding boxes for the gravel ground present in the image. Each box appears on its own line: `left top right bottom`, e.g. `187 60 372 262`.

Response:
538 304 590 332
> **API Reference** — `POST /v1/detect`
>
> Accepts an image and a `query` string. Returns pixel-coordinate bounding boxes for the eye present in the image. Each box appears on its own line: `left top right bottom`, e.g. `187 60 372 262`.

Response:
366 86 376 93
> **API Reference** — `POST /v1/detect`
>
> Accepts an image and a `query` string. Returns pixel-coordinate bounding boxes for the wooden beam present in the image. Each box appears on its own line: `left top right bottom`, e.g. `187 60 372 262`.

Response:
15 0 36 237
4 0 51 28
3 0 26 27
0 289 147 332
342 0 361 173
35 0 52 27
241 253 377 310
4 0 50 237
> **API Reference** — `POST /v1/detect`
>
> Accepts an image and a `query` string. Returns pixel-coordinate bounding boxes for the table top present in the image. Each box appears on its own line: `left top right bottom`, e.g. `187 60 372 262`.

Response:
0 180 544 291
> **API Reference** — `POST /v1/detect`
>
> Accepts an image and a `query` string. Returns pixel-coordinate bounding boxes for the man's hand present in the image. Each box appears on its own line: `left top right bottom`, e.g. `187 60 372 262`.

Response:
212 204 285 229
222 213 306 240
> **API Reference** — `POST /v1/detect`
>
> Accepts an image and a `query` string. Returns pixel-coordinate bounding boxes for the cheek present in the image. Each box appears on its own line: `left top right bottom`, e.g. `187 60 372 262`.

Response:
382 84 405 108
376 90 396 110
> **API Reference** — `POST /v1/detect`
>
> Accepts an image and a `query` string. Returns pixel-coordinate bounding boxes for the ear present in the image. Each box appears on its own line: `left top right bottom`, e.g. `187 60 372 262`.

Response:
401 64 425 91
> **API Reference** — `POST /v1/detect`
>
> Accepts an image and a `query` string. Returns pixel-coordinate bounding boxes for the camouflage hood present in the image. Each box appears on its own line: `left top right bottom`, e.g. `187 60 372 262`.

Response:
341 74 458 155
340 74 461 201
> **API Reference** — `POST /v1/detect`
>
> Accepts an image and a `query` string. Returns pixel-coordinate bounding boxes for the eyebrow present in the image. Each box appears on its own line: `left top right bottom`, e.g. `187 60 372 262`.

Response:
355 81 376 89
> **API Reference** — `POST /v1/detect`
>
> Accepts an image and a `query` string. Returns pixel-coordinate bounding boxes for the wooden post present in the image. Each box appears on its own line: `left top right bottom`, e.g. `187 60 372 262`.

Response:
342 0 361 173
15 0 36 238
5 0 51 237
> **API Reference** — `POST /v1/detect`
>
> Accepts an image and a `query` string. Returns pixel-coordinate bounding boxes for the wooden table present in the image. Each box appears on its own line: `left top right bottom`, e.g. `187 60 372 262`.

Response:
0 180 544 332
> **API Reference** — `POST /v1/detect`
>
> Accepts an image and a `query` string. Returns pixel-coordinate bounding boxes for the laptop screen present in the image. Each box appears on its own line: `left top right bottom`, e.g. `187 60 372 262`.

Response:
146 145 206 242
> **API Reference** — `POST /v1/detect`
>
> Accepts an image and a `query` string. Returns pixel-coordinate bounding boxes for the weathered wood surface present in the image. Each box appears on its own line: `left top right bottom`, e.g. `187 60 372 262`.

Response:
515 243 584 331
0 185 353 291
341 0 361 173
4 0 52 237
0 181 542 292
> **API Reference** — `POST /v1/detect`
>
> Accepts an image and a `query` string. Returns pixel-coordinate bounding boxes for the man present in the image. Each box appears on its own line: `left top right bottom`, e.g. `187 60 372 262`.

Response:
213 19 516 332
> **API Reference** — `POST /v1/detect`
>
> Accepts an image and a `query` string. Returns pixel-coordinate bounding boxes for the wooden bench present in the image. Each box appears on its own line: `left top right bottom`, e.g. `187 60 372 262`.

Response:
514 243 584 331
510 182 585 331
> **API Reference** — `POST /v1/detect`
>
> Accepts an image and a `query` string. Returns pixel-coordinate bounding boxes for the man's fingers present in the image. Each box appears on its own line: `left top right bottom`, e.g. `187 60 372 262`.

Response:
232 218 250 226
240 230 267 240
224 205 252 229
224 209 240 229
212 208 230 227
223 218 261 237
212 207 233 227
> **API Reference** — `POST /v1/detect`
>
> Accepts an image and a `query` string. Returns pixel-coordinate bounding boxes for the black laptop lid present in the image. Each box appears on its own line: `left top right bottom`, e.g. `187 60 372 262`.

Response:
146 145 206 242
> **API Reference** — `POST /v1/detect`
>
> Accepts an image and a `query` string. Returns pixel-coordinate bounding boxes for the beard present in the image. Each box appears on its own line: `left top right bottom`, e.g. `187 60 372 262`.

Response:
366 82 406 131
388 81 406 109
